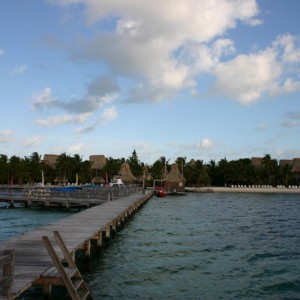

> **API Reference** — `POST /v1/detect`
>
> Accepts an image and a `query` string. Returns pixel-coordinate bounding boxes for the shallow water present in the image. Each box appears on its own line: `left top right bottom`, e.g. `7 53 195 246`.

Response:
1 192 300 299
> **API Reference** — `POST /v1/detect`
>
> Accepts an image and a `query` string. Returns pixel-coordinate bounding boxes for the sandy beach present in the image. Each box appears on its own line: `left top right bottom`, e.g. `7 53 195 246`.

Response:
186 186 300 194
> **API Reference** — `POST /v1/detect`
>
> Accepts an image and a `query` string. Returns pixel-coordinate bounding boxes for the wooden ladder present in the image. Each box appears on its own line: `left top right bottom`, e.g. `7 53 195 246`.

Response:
42 231 93 300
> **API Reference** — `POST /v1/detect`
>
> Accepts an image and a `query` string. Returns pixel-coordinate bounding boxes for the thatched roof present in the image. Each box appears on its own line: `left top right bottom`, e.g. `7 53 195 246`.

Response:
279 159 293 167
292 158 300 172
92 176 105 184
43 154 59 168
118 163 136 184
89 155 107 169
54 176 68 183
165 163 185 183
251 157 263 169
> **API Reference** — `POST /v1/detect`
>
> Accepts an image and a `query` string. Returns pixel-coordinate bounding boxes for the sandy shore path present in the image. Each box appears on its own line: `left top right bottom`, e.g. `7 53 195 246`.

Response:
186 186 300 193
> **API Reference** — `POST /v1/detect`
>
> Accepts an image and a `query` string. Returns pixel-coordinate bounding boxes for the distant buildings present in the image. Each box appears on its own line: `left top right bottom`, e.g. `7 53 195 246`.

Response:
251 157 300 182
43 154 107 169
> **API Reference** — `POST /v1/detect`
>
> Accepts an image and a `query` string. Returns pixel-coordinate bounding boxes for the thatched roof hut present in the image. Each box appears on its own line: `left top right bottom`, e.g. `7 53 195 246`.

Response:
43 154 59 168
118 163 136 184
292 158 300 173
54 176 68 184
91 176 105 184
165 163 185 194
89 155 107 169
251 157 263 169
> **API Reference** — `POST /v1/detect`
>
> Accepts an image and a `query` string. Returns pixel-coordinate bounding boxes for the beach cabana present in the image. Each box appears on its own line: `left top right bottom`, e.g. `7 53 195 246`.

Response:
165 163 185 194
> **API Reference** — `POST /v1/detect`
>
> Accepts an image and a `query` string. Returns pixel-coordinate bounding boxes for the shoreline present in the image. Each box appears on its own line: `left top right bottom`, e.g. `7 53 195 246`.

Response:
186 186 300 194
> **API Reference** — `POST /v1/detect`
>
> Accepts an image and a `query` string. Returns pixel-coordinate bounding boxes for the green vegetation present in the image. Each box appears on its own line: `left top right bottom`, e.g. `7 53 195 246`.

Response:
0 151 297 187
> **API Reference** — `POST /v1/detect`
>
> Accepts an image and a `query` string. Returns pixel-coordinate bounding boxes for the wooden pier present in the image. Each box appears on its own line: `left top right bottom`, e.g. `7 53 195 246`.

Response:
0 190 153 299
0 186 140 209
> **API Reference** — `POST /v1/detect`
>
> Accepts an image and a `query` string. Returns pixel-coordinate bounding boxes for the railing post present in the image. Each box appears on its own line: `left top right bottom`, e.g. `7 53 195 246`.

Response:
1 249 15 297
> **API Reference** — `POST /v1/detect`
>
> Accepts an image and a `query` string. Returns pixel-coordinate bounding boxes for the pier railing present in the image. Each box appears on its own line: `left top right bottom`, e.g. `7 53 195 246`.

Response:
0 186 143 209
0 249 15 298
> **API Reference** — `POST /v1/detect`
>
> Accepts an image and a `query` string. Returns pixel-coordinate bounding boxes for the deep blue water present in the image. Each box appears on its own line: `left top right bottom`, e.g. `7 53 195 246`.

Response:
1 192 300 299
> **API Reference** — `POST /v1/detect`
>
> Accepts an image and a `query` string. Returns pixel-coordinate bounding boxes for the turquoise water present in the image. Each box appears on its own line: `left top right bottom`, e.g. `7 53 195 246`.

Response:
86 192 300 299
1 193 300 299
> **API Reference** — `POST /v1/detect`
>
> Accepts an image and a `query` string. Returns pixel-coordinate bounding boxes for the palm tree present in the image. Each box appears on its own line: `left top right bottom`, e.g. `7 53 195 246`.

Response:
0 154 9 184
262 154 277 185
175 156 186 176
9 155 22 185
126 150 143 177
29 152 42 184
55 153 72 185
218 157 229 186
280 164 293 187
72 154 82 182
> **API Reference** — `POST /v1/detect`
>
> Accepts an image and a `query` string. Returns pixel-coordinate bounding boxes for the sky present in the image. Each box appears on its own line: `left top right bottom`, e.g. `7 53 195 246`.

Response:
0 0 300 165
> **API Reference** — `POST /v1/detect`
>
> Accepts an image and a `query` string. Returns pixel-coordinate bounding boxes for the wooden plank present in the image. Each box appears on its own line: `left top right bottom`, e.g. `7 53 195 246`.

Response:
0 191 152 299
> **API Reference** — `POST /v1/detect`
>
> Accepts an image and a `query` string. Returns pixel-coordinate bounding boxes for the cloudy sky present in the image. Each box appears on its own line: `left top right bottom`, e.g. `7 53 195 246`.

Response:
1 0 300 164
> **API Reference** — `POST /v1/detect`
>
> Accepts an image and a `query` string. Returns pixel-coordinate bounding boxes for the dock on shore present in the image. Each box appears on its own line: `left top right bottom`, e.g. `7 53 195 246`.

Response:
0 190 153 300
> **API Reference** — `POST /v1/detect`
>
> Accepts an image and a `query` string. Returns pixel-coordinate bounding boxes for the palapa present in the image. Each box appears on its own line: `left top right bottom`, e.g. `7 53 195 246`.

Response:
54 176 68 183
165 163 185 182
164 163 185 194
91 176 105 184
118 163 136 184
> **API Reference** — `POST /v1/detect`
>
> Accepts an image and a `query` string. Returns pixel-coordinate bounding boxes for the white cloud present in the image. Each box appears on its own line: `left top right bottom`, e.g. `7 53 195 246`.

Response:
10 65 27 75
22 136 43 147
67 143 86 154
214 48 282 105
273 33 300 63
48 0 260 102
255 122 267 131
213 33 300 104
35 113 91 127
0 130 14 143
46 1 300 106
32 75 119 114
0 48 4 56
197 138 215 149
99 106 118 125
32 88 59 110
75 106 118 133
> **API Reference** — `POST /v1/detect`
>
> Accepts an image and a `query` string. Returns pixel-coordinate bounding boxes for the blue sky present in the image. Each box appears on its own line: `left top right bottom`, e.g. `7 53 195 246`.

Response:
0 0 300 164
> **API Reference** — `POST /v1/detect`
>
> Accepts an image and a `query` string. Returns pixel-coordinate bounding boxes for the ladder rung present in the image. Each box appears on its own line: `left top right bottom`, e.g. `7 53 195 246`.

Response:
81 290 91 300
72 278 84 290
65 267 79 278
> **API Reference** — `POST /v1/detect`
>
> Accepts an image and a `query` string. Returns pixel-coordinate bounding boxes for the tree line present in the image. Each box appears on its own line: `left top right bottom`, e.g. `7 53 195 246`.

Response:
0 151 296 187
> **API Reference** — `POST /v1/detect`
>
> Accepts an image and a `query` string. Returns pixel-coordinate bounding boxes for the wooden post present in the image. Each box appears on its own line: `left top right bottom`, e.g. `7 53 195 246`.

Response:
43 284 52 300
95 232 102 248
84 240 91 258
1 249 15 297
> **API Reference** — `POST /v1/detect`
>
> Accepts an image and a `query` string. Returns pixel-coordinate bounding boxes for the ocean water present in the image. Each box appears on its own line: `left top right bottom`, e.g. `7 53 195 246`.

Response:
86 192 300 300
1 192 300 299
0 206 75 241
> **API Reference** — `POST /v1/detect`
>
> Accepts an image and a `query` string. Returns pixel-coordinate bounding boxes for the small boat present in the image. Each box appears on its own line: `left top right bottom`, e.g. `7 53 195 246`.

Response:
156 189 167 197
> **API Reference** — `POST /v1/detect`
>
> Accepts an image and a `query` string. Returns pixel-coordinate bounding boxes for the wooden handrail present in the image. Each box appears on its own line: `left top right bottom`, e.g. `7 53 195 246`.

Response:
0 249 15 297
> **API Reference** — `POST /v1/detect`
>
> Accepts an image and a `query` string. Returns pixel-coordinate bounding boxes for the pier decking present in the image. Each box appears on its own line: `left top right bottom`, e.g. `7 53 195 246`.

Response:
0 190 153 299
